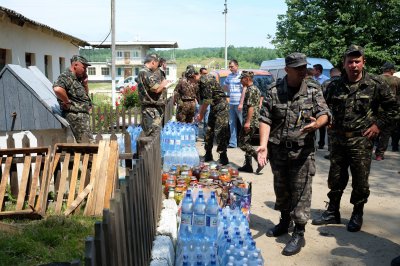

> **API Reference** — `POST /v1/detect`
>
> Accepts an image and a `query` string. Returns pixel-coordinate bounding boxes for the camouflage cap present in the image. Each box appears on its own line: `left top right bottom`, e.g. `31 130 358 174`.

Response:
70 55 91 66
285 52 308 67
185 65 198 78
382 62 395 71
344 45 364 56
147 53 160 61
239 70 254 79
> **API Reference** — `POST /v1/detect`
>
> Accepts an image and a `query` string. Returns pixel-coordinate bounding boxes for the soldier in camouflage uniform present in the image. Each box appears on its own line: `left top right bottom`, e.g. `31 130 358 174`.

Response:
174 66 199 123
257 53 330 256
195 73 230 165
312 45 398 233
137 54 169 137
236 71 263 173
53 55 94 143
374 62 400 158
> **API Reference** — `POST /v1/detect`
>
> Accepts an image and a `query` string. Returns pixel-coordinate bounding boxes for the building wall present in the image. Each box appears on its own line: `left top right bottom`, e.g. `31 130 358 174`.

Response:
0 18 79 82
88 62 178 83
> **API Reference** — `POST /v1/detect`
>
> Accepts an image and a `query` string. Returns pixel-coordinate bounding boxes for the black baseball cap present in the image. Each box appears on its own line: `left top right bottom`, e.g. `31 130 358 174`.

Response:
285 52 308 67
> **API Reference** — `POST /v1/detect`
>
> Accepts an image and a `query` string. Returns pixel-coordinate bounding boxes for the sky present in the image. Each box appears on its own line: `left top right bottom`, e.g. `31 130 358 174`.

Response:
0 0 287 49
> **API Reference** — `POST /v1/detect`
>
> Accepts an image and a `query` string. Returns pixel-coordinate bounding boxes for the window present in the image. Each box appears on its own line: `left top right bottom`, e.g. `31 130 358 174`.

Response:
117 51 123 58
101 67 110 75
44 55 53 80
59 57 65 73
134 67 139 75
117 67 122 76
166 67 170 76
25 52 35 67
132 49 140 58
88 67 96 75
0 49 6 71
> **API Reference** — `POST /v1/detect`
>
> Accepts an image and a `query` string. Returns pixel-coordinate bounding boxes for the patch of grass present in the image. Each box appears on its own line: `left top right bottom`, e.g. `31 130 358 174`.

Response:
88 82 111 90
0 215 99 266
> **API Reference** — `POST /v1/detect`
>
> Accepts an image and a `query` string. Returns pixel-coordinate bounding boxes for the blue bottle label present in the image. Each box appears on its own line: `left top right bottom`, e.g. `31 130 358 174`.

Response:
206 215 218 227
193 214 205 226
181 213 192 225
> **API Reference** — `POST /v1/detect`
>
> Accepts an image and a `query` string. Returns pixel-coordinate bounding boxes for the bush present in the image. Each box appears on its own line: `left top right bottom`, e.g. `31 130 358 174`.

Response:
117 85 140 109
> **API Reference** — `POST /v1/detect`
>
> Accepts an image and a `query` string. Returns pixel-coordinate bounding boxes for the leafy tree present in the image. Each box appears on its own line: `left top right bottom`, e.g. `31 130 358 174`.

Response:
273 0 400 73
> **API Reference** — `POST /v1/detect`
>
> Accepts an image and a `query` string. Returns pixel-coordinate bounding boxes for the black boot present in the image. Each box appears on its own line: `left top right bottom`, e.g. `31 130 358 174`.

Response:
312 195 341 225
238 155 253 173
347 204 364 232
252 154 264 174
282 224 306 256
266 211 291 237
219 151 229 165
204 151 213 162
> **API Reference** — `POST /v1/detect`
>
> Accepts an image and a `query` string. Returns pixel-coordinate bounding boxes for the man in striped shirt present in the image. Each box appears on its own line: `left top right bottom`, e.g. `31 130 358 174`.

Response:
224 59 243 148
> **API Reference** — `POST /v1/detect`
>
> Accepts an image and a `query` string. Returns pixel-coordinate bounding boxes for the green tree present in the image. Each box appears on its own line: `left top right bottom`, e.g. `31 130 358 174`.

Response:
273 0 400 73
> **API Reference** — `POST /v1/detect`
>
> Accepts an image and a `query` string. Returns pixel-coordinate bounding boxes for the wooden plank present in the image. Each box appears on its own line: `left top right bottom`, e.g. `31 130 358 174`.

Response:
93 141 110 215
104 140 118 209
36 148 51 214
84 140 105 215
67 153 81 208
84 236 96 266
28 155 42 207
15 155 32 210
0 147 50 156
0 209 42 220
64 183 93 216
102 209 112 266
0 156 13 210
55 153 70 214
79 154 90 194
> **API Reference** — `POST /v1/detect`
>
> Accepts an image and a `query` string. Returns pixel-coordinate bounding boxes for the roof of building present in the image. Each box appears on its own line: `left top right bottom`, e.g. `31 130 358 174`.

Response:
89 41 179 49
0 6 89 47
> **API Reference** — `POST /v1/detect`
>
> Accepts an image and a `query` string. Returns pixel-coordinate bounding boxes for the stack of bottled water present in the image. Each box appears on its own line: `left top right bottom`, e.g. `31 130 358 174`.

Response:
161 122 200 171
175 190 264 266
117 125 143 155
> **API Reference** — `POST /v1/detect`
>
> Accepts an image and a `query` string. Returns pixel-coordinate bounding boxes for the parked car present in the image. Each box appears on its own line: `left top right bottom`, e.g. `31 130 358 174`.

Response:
116 76 137 91
260 57 334 80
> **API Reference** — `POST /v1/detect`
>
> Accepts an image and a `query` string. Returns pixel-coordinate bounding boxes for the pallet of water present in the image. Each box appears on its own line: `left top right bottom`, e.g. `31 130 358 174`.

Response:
175 189 264 266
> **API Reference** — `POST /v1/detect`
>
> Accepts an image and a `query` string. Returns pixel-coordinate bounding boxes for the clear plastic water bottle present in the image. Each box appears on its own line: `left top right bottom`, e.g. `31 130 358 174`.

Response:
192 190 206 245
205 191 219 244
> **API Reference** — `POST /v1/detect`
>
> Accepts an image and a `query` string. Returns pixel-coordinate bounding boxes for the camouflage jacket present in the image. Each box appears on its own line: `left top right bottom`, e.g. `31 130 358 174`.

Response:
242 84 260 129
199 74 226 106
259 76 330 146
174 77 198 105
137 66 165 107
380 74 400 103
53 68 92 113
325 71 398 132
321 76 340 99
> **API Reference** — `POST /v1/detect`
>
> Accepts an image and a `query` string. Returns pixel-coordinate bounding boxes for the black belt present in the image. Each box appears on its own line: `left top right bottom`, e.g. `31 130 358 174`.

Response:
281 140 299 149
334 130 364 138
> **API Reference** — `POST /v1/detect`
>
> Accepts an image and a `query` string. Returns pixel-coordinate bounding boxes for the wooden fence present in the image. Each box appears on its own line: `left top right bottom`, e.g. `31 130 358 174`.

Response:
90 92 175 135
84 133 162 266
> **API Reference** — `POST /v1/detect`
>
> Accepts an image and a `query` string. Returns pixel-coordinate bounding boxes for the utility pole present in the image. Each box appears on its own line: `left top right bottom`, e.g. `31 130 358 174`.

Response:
222 0 228 69
111 0 116 108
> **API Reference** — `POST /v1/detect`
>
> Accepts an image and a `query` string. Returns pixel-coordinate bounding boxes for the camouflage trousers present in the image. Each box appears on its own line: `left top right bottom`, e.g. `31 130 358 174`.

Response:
64 112 94 143
238 126 257 158
176 101 196 123
141 106 163 137
269 144 315 224
205 101 230 153
328 136 372 205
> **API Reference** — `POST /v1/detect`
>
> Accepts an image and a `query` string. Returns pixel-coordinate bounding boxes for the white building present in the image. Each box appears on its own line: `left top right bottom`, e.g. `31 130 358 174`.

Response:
87 41 179 83
0 6 89 83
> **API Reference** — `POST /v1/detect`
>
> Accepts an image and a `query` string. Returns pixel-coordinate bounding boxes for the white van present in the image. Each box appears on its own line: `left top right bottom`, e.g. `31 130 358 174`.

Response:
260 57 334 80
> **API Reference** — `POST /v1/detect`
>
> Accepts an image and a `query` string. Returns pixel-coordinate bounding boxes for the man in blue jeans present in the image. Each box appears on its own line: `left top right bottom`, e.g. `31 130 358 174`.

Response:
224 59 243 147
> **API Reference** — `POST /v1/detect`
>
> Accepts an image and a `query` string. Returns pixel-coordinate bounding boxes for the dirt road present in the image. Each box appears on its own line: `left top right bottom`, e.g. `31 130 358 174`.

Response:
199 141 400 266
